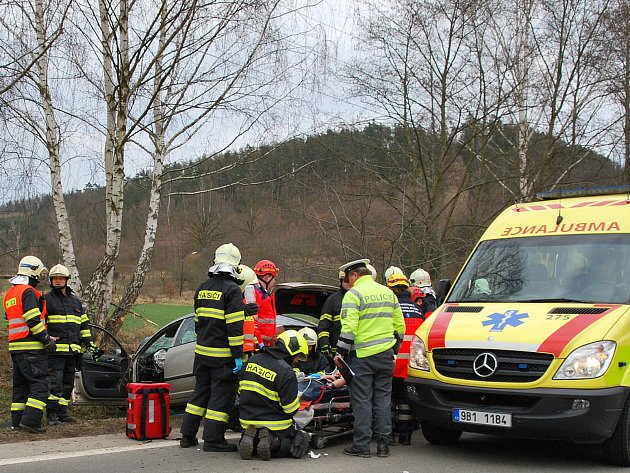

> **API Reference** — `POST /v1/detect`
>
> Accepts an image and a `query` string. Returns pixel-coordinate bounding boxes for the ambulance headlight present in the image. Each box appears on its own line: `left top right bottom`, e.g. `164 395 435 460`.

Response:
409 336 430 371
553 341 616 379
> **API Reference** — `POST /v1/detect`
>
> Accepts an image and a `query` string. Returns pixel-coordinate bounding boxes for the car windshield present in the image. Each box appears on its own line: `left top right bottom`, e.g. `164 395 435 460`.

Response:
448 234 630 304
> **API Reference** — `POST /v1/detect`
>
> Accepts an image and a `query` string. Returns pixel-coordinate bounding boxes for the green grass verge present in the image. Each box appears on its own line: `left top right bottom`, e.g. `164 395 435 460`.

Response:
121 303 193 330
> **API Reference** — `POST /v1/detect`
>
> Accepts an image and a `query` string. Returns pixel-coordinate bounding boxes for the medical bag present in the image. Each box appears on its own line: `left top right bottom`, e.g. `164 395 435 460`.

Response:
126 382 171 440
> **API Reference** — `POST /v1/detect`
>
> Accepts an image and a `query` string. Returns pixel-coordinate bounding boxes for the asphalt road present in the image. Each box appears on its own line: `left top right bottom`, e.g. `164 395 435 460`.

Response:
0 427 623 473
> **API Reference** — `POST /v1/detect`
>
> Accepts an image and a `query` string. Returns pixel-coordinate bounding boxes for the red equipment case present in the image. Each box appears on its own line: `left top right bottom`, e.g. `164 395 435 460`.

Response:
126 383 171 440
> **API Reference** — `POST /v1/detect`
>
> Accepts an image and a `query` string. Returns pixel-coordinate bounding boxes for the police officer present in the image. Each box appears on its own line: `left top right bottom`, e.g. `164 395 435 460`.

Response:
387 273 424 445
179 243 258 452
4 256 56 433
43 264 98 425
237 330 311 461
334 259 405 458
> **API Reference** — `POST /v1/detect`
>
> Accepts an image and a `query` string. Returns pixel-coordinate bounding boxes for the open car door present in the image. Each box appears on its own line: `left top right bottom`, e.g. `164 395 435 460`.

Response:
73 324 129 406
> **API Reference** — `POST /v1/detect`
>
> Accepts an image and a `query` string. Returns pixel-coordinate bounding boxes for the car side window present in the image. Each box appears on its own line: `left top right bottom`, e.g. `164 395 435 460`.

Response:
175 316 196 346
143 321 181 356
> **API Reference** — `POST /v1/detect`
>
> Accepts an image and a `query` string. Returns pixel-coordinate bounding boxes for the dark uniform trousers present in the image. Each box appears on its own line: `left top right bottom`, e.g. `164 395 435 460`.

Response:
180 360 237 443
48 354 78 416
11 352 50 428
348 349 395 450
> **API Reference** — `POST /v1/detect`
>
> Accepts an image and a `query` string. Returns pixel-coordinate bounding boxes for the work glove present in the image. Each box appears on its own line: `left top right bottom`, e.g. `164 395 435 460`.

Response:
233 357 243 375
43 337 57 353
89 342 102 362
289 429 310 459
244 303 259 316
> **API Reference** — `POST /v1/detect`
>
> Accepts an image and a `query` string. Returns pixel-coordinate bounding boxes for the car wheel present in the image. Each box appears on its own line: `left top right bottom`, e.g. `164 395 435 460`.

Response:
420 420 462 445
603 397 630 466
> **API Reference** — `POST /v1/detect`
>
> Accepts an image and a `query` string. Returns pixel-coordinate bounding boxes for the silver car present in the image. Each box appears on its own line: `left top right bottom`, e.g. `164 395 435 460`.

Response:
73 282 338 406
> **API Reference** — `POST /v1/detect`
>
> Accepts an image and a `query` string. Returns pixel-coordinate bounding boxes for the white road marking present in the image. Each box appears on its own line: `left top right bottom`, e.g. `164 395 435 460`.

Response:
0 440 178 466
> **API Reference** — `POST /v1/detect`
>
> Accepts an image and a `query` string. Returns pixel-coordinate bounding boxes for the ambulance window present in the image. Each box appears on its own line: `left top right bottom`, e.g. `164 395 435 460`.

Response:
449 234 630 304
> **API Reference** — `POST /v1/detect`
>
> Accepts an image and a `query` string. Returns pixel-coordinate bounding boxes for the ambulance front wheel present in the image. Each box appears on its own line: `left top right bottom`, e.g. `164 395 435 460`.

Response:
420 421 462 445
603 397 630 466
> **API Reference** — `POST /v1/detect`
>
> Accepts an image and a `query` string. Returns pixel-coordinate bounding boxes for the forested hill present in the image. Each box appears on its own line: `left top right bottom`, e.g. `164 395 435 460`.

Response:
0 123 621 296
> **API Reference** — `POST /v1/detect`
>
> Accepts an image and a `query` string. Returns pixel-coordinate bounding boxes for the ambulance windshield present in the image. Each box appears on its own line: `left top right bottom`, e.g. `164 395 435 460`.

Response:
449 234 630 304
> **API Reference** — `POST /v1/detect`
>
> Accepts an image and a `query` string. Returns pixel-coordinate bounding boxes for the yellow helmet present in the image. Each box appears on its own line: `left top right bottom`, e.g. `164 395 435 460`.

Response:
214 243 241 267
277 329 309 361
387 272 410 288
237 264 257 292
49 264 71 279
17 256 48 281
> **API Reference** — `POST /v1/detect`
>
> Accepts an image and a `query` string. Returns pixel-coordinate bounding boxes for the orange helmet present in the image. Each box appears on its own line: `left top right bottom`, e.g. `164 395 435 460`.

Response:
254 259 279 277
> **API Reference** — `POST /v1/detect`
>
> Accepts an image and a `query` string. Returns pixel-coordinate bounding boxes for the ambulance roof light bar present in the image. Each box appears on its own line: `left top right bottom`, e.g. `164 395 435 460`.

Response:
536 185 630 201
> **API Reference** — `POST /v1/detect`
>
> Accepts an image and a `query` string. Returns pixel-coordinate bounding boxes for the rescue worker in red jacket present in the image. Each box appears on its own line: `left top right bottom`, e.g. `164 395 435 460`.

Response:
387 273 424 445
179 243 258 452
237 330 311 461
43 264 98 425
253 259 279 347
238 264 259 356
3 256 56 433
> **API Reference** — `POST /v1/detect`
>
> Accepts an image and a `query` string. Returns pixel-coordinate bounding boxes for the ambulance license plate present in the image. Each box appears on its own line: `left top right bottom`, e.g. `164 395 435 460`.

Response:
452 408 512 427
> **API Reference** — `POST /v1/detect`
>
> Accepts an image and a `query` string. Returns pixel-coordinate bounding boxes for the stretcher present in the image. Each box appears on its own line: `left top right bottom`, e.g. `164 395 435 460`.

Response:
295 376 354 449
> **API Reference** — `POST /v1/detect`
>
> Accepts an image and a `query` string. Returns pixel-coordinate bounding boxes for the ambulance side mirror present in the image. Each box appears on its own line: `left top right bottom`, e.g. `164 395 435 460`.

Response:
436 279 452 305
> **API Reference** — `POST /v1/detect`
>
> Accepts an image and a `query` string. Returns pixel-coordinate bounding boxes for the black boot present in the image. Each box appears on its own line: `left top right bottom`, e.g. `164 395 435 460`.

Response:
180 435 199 448
377 439 390 458
47 413 62 426
398 432 412 445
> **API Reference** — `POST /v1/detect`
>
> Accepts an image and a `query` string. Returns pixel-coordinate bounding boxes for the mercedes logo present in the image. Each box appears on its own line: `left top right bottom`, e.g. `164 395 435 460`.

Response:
473 352 498 378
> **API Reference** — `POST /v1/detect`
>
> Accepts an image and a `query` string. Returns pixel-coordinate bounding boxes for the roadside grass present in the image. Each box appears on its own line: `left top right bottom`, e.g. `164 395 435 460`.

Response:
0 303 192 428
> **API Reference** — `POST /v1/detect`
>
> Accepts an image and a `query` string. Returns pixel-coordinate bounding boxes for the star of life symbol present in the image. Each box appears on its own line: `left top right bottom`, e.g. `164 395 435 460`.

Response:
482 310 528 332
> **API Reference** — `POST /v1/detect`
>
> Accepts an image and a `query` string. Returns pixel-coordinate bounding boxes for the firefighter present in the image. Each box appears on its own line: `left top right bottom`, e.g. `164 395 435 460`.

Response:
317 268 352 359
237 330 311 461
43 264 99 425
252 259 279 347
383 266 403 284
3 256 56 434
334 259 405 459
179 243 258 452
409 268 437 315
294 327 330 377
387 273 424 445
238 264 259 357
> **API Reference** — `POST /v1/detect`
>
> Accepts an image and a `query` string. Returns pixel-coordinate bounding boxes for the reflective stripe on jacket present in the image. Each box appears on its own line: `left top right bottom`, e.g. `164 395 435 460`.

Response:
317 289 345 350
194 274 244 364
43 287 92 353
254 288 276 347
4 284 48 351
238 348 299 431
337 275 405 358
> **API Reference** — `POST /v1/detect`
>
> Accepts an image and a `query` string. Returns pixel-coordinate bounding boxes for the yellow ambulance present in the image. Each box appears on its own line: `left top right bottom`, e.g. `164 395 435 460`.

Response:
405 187 630 465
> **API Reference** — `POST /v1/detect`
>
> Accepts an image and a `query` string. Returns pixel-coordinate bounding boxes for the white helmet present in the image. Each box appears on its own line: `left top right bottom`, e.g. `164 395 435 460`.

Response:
366 264 377 281
49 264 71 279
237 264 257 292
409 268 431 288
384 266 403 281
297 327 318 348
214 243 241 267
17 256 48 281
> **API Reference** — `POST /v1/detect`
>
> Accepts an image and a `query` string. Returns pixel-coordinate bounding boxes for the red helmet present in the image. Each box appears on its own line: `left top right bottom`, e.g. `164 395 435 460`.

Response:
410 286 425 303
254 259 279 277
